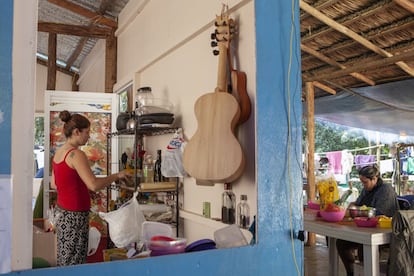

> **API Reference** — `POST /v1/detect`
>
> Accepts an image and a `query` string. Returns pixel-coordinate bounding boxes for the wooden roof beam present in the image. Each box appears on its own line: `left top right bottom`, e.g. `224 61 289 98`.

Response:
304 49 414 82
394 0 414 13
312 81 336 95
65 0 112 71
301 44 375 86
47 0 117 29
38 22 111 38
300 0 414 77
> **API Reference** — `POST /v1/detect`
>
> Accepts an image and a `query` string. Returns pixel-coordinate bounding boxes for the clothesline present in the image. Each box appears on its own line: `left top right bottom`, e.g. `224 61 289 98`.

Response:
316 144 384 155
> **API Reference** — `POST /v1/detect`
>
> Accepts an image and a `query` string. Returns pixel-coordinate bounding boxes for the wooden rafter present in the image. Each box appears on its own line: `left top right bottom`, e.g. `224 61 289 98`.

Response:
65 0 113 71
394 0 414 13
300 0 414 77
312 81 336 95
47 0 117 28
301 44 375 86
304 49 414 82
38 22 111 38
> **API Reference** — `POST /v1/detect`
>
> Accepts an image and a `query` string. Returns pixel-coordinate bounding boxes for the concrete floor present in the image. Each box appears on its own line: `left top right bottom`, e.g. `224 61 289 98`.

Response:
304 235 347 276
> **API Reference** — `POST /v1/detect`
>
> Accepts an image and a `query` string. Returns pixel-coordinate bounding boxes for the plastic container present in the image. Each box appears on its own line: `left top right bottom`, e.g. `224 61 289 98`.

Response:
354 217 378 228
141 221 173 249
378 217 392 228
214 224 248 249
319 210 346 222
149 237 187 256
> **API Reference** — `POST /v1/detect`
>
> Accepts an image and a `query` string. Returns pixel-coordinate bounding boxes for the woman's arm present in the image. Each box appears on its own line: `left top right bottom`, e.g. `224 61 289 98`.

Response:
69 148 129 192
51 170 57 189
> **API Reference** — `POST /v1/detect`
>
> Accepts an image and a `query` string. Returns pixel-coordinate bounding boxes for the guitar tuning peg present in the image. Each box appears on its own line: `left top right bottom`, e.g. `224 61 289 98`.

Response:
213 49 219 56
211 33 216 40
211 41 217 47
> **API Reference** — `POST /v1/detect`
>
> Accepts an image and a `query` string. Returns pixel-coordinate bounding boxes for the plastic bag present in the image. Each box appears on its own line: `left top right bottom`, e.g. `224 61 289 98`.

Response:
161 130 186 177
99 192 146 248
316 174 339 209
87 227 101 256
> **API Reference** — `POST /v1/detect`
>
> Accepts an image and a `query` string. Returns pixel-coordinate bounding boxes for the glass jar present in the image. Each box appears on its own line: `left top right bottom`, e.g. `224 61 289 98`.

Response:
136 86 153 108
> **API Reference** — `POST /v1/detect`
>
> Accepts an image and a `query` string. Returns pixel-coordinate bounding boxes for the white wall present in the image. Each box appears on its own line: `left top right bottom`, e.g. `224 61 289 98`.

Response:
111 0 257 242
77 39 106 92
35 64 73 113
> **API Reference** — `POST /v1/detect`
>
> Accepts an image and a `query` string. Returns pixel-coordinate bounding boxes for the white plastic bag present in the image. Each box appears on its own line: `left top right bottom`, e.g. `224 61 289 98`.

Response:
87 227 101 256
99 192 146 248
161 130 186 177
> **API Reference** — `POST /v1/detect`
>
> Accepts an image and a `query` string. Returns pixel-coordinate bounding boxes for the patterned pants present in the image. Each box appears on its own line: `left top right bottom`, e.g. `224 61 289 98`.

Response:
55 206 89 266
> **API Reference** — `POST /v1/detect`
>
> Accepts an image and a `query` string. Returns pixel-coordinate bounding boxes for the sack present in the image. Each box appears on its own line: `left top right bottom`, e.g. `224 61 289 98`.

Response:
99 192 146 248
161 130 186 177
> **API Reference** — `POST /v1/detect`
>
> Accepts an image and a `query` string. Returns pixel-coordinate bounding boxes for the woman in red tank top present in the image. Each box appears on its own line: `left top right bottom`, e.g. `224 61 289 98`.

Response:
51 110 130 266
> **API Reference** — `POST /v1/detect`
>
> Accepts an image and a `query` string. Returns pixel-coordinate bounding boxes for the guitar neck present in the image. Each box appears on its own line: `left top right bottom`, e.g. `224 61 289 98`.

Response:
216 43 228 92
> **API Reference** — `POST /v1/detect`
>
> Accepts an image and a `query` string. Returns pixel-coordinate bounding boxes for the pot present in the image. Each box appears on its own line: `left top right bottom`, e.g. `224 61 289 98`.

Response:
126 116 136 130
116 112 130 131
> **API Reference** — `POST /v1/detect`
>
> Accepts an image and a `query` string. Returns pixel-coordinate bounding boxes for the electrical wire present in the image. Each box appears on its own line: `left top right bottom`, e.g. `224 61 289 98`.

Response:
286 0 301 275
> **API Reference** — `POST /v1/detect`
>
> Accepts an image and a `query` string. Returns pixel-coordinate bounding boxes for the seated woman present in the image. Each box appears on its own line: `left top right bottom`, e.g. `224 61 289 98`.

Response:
336 165 399 276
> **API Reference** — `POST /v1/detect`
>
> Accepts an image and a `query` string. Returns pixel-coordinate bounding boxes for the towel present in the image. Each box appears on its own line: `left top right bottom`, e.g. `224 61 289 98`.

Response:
326 151 342 174
341 150 354 175
354 155 376 169
380 159 394 174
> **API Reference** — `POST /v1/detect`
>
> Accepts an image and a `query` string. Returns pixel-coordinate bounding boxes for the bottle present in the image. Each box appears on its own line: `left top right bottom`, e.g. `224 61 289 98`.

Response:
154 149 162 182
237 195 250 229
142 154 154 183
221 183 236 224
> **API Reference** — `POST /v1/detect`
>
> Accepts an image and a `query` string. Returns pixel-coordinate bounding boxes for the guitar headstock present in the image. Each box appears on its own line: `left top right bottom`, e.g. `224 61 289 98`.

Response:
211 7 235 55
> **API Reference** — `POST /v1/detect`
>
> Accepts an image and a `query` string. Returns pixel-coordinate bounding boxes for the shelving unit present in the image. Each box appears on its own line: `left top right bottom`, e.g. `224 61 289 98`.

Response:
106 125 181 237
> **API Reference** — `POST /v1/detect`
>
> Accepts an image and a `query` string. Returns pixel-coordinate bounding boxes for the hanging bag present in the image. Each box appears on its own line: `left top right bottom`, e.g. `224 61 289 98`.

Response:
161 130 186 177
99 192 146 248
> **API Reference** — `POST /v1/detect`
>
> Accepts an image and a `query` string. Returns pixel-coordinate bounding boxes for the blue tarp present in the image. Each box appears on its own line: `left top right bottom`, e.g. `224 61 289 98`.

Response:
311 79 414 136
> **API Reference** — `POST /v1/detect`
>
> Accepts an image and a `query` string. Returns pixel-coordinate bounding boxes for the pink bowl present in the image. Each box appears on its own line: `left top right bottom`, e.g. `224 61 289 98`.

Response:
308 201 320 210
320 210 346 222
354 217 378 228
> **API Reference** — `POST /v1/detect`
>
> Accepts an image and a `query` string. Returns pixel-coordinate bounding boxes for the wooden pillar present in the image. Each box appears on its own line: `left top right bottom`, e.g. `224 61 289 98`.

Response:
47 32 57 90
306 81 316 246
105 33 117 93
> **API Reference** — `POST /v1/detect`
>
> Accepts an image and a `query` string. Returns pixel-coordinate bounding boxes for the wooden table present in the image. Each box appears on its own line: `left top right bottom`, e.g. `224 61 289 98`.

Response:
303 209 391 276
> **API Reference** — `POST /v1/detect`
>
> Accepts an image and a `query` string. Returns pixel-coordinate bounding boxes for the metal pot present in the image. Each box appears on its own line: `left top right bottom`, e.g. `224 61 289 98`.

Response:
116 112 130 131
126 116 136 130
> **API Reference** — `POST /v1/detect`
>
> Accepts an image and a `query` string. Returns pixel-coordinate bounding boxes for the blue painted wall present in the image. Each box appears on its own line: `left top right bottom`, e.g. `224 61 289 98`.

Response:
0 0 13 174
7 0 303 274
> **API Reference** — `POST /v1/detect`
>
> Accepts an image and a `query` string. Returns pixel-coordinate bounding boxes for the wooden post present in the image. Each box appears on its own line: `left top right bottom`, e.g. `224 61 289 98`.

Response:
306 81 316 246
105 33 117 93
47 32 57 90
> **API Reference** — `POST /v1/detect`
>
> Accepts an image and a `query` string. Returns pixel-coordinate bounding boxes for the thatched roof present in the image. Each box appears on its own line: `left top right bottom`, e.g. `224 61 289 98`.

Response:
36 0 414 95
300 0 414 98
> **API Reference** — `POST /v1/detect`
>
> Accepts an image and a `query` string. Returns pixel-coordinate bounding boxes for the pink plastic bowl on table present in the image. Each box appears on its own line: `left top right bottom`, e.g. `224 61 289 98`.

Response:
319 210 346 222
307 201 320 210
354 217 378 228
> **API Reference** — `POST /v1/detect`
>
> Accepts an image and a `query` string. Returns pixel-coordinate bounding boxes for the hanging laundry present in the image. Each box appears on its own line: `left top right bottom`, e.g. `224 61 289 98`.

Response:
341 150 354 175
379 159 394 175
326 151 342 174
354 155 376 169
406 157 414 175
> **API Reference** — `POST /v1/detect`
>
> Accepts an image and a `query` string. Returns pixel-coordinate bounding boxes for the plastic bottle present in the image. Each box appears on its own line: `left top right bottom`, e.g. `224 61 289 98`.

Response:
142 154 154 183
221 183 236 224
237 194 250 229
154 149 163 182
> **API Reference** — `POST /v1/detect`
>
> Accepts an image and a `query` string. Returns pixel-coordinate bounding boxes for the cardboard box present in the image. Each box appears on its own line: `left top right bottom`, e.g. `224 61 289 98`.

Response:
33 219 56 267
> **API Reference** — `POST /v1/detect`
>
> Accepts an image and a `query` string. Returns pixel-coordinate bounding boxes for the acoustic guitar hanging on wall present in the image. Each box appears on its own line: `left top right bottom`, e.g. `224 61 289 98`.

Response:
183 6 245 183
